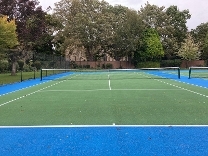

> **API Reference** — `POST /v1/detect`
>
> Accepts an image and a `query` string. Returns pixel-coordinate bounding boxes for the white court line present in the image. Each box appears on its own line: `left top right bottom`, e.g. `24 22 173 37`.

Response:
39 89 182 92
155 79 208 98
0 125 208 128
108 74 111 90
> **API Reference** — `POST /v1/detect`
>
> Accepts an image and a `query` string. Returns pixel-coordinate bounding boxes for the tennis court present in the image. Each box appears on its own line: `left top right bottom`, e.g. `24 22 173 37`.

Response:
0 68 208 155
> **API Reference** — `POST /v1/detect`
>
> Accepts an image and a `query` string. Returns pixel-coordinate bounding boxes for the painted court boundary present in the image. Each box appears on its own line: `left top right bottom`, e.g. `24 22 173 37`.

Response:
1 125 208 128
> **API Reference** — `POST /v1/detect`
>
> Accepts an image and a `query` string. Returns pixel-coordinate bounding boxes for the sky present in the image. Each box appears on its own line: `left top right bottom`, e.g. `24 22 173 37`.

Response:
38 0 208 30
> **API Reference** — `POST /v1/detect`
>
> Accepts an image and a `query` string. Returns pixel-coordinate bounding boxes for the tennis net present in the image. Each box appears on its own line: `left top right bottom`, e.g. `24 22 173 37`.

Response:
188 67 208 79
40 67 180 81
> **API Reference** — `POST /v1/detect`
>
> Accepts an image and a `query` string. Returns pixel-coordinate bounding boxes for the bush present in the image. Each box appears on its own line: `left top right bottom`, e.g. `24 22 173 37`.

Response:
78 65 82 69
0 60 9 72
23 65 33 72
106 63 113 69
160 59 182 67
205 60 208 66
83 65 90 69
17 60 24 70
137 61 160 68
49 61 56 68
33 61 41 70
73 64 78 69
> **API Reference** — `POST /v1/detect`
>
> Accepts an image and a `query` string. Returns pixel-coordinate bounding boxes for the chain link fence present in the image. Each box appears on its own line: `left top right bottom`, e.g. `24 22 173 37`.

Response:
0 52 70 85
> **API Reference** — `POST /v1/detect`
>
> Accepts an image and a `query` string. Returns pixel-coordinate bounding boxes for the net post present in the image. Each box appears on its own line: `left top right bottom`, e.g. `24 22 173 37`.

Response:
188 67 191 79
178 67 180 79
40 69 43 81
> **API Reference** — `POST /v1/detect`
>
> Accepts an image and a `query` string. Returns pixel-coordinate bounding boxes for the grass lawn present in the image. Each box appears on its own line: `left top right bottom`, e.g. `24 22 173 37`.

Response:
0 70 68 85
0 71 40 85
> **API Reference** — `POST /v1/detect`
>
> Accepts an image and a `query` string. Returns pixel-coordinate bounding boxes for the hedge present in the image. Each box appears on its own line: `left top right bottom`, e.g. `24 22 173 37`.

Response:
137 61 160 68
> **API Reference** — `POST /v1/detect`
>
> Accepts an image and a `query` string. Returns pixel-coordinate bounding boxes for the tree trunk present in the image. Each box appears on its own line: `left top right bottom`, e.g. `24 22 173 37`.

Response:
11 61 17 76
9 49 19 76
86 47 93 61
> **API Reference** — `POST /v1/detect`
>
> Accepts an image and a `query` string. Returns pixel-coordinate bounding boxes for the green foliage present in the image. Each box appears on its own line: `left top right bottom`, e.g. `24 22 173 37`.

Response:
139 3 190 60
137 61 160 68
160 59 182 67
201 33 208 60
53 0 144 61
52 1 195 63
166 6 191 48
49 61 56 68
133 28 164 66
82 65 90 69
0 0 57 55
105 63 113 69
191 22 208 57
0 16 18 49
54 0 114 60
17 60 24 70
33 61 41 70
0 59 9 72
176 34 201 61
23 65 33 72
109 6 143 60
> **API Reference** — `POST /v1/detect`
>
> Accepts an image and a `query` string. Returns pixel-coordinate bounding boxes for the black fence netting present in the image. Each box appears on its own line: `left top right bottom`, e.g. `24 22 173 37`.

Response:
0 52 70 86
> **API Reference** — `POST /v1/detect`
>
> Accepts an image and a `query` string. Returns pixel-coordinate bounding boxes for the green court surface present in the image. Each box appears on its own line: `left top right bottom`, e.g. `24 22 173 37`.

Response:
0 71 208 126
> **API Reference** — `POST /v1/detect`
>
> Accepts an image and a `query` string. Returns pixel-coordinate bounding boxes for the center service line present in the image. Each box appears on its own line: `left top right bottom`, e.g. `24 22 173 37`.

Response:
108 75 111 90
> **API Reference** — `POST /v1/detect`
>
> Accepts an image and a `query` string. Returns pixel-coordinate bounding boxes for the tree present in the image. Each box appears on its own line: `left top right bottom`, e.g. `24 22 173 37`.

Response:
0 0 56 74
138 2 174 60
191 22 208 60
176 34 200 65
166 6 191 50
133 28 164 65
53 0 116 61
53 0 145 62
0 0 40 41
0 16 19 75
108 6 143 61
0 15 18 49
191 22 208 45
202 33 208 61
138 3 191 60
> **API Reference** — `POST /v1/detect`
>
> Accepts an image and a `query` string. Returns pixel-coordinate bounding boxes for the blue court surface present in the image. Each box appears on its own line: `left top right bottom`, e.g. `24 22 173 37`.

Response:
0 71 208 155
0 126 208 156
